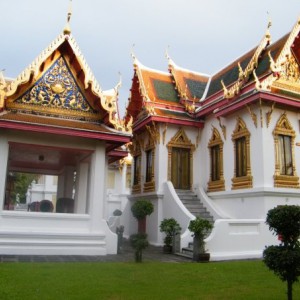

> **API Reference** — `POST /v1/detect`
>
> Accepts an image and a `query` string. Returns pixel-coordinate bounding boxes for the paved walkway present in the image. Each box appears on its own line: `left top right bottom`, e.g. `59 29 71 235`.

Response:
0 240 192 263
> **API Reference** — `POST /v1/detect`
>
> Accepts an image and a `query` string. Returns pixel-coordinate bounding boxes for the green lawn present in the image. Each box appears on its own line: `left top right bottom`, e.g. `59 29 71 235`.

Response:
0 260 299 299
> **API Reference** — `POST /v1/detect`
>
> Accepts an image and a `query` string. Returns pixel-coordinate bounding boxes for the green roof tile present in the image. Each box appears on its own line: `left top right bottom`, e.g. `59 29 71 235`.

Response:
185 78 207 99
206 56 251 97
152 79 179 102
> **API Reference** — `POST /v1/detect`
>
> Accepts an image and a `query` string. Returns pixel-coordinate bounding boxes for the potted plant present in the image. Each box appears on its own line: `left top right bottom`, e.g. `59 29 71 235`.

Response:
131 200 154 233
188 217 213 262
160 218 181 254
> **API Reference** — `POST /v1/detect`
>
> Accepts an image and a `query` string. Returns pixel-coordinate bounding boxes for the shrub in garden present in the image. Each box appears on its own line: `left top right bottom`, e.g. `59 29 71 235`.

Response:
263 205 300 300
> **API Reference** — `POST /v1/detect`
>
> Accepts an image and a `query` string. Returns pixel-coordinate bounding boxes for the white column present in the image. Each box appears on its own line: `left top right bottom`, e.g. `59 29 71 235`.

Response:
88 142 106 230
57 174 65 199
121 163 127 194
0 136 9 212
74 162 89 214
64 166 75 198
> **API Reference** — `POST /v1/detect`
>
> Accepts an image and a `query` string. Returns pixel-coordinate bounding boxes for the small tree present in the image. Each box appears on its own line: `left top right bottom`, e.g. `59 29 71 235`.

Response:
263 205 300 300
131 200 154 233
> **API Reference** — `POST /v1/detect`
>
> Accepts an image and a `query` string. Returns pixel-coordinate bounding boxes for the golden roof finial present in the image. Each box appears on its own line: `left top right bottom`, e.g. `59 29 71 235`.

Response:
165 45 171 61
266 11 272 39
63 0 72 35
130 44 136 60
0 69 6 86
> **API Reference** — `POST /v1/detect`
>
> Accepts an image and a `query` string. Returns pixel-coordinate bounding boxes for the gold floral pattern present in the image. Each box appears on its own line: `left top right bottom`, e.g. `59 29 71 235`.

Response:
15 56 94 113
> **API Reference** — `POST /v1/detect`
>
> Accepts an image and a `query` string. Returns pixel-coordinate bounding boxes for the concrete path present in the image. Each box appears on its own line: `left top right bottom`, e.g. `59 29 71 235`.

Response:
0 240 192 263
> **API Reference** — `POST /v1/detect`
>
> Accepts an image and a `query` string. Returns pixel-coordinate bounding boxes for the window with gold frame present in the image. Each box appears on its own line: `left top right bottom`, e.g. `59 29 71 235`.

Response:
273 113 299 188
143 143 155 193
129 137 142 194
231 117 252 189
207 127 225 192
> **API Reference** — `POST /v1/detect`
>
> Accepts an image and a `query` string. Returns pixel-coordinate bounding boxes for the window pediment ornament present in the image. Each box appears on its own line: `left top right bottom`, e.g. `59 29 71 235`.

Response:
167 128 195 151
231 117 250 140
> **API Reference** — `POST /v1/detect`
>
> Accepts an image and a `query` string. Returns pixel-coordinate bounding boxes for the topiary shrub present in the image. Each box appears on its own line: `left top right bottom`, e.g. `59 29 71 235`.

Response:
263 205 300 300
131 200 154 220
131 200 154 233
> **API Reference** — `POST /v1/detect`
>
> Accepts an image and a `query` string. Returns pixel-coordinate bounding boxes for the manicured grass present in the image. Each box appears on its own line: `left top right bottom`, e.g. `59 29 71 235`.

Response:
0 260 299 299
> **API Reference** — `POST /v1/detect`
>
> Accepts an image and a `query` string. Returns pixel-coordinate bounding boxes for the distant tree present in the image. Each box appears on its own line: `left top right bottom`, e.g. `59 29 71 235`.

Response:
263 205 300 300
11 173 39 203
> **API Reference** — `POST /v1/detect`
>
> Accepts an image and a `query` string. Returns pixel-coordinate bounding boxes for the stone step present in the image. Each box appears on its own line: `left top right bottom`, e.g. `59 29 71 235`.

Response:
176 189 214 223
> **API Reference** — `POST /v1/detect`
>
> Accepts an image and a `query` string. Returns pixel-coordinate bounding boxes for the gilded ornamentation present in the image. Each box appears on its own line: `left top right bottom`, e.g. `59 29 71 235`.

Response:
14 56 94 113
101 77 132 133
63 0 72 35
222 21 271 99
266 102 275 128
196 128 201 148
273 113 299 188
7 33 105 101
162 123 168 145
184 99 196 114
146 122 160 145
217 117 226 140
257 17 300 92
279 55 300 83
259 99 263 128
0 70 6 110
245 104 257 128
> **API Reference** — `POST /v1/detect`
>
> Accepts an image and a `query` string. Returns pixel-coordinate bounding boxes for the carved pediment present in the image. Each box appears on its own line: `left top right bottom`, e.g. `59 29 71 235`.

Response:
167 128 195 150
272 54 300 94
6 56 101 121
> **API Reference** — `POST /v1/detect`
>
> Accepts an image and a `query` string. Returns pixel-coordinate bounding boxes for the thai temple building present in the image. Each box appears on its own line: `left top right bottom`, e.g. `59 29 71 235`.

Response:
122 17 300 260
0 13 132 255
1 7 300 259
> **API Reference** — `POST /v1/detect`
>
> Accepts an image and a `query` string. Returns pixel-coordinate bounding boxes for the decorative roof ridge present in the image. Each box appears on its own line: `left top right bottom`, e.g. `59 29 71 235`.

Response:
0 70 6 111
221 20 272 99
101 74 132 133
254 15 300 91
166 53 210 107
167 57 210 78
6 28 106 100
6 33 66 96
101 122 132 137
200 76 212 102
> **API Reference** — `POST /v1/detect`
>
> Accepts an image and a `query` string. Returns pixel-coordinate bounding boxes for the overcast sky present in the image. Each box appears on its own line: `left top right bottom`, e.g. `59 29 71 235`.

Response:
1 0 300 116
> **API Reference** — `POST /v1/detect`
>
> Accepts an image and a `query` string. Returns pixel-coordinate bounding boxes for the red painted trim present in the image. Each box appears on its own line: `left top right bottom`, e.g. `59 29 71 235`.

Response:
133 115 203 132
0 121 131 144
107 149 128 158
214 92 300 117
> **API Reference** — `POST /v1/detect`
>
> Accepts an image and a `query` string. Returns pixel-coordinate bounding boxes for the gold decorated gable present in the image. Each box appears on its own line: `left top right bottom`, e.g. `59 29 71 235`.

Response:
271 54 300 95
6 56 101 121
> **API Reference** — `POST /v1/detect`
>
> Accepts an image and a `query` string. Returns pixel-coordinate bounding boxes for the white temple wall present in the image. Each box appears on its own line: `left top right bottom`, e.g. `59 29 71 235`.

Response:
0 131 117 255
0 132 9 212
